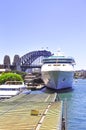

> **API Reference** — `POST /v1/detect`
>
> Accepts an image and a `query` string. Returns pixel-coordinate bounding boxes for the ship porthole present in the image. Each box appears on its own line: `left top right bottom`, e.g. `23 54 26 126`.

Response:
63 78 66 81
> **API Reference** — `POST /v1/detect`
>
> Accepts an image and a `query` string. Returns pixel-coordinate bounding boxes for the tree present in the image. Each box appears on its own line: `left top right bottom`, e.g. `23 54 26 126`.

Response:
0 72 23 85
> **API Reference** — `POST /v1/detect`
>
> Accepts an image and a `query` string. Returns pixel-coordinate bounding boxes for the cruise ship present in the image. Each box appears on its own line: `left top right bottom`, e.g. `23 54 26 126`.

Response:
41 50 75 90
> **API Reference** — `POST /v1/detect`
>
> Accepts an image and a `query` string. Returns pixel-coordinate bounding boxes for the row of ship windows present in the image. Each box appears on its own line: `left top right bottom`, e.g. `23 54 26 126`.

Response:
0 88 25 91
48 64 66 66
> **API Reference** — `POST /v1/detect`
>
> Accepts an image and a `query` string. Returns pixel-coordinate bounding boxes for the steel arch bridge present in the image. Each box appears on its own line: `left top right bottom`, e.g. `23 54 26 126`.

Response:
20 50 52 66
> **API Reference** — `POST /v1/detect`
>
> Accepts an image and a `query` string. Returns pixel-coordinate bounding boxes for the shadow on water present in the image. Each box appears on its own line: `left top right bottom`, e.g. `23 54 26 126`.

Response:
41 86 74 94
30 85 74 96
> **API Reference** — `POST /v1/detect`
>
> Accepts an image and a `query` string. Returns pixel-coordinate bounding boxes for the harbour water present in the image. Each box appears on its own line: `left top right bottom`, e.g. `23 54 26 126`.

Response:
59 79 86 130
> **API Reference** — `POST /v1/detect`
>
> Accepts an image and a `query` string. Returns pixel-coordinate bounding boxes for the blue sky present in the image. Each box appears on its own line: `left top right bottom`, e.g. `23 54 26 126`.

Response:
0 0 86 70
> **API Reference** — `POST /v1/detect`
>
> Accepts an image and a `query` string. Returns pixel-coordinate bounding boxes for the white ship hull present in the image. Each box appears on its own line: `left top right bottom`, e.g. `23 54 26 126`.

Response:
0 81 26 99
41 64 74 90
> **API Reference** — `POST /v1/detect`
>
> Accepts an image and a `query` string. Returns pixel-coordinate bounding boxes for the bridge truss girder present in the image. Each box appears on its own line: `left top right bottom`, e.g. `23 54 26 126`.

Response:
20 50 52 66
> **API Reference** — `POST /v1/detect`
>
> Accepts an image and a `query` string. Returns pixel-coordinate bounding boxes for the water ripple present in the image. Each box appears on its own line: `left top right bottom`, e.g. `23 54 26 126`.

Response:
59 79 86 130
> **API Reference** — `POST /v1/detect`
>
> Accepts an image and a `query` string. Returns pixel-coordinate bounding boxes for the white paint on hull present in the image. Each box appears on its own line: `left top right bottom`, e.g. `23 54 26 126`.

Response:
41 63 74 90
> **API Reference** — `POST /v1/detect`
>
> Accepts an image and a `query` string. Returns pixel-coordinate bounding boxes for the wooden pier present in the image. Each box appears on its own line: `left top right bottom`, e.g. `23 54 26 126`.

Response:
0 93 65 130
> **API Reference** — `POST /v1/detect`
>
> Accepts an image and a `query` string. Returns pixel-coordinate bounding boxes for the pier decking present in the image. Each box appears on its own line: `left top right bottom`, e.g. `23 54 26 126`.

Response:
0 93 63 130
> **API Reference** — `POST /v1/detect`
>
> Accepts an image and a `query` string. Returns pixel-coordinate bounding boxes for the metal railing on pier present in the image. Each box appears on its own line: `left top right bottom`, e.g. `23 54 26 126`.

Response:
62 98 67 130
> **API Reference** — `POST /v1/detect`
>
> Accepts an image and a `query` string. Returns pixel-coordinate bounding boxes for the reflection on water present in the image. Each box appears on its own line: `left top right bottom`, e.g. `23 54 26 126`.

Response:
59 79 86 130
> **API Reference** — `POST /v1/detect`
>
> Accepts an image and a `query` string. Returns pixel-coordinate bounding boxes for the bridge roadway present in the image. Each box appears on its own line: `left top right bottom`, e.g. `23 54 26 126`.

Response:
0 93 63 130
